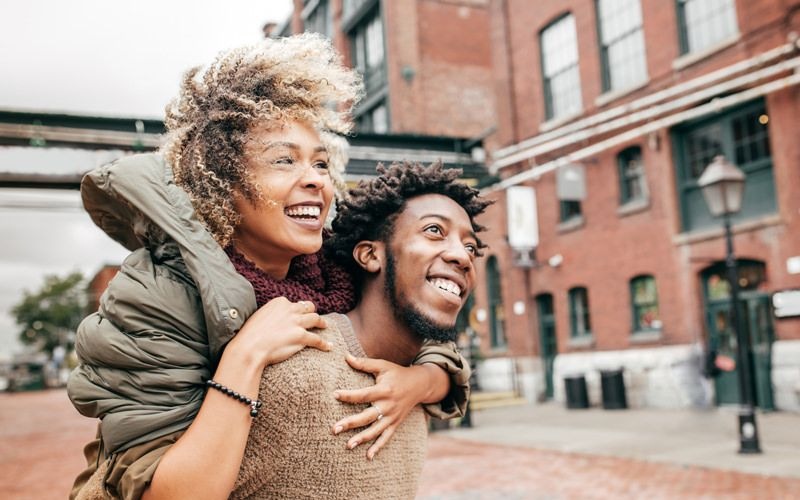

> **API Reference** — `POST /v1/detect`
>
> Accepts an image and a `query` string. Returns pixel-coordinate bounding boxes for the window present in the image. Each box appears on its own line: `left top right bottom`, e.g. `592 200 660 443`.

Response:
617 146 646 204
349 7 386 95
303 0 332 38
356 102 389 134
597 0 647 92
540 14 583 120
486 256 507 349
569 287 591 337
560 200 582 223
674 100 776 232
630 275 661 332
677 0 738 55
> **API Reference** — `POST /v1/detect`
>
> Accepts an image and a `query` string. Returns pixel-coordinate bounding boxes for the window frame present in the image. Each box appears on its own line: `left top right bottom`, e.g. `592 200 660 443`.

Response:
596 0 648 93
629 275 661 333
486 256 507 349
676 0 739 55
672 99 776 232
617 145 646 205
559 200 582 223
539 13 583 121
568 286 592 338
302 0 332 38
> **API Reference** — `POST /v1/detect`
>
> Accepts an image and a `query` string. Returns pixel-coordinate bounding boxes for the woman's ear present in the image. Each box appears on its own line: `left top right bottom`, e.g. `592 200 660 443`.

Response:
352 241 383 273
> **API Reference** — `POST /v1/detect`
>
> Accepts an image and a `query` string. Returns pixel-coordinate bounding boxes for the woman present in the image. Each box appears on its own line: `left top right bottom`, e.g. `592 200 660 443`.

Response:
68 33 469 499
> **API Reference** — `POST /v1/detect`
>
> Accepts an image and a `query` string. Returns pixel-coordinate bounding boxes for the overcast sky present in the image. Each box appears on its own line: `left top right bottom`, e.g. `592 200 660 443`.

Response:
0 0 293 358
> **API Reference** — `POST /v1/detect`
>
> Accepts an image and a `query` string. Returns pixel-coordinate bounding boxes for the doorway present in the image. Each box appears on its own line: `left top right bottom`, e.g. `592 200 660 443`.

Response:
702 261 774 410
536 294 557 399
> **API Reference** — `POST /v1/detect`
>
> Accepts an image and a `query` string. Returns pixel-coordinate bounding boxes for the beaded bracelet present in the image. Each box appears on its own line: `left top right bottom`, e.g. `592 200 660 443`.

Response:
206 379 263 417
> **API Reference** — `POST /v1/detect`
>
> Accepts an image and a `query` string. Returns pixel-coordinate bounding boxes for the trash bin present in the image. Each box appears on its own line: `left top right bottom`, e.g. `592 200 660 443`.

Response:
600 369 627 410
564 374 589 409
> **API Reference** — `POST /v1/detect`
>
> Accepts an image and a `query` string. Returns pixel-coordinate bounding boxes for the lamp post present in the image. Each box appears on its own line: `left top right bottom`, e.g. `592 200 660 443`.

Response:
697 155 761 454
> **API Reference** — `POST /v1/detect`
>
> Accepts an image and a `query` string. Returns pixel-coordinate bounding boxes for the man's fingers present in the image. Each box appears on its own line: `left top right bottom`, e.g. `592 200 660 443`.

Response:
366 426 396 460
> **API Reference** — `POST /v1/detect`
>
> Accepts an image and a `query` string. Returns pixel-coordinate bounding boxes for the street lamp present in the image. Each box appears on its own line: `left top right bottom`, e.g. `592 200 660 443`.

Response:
698 155 761 454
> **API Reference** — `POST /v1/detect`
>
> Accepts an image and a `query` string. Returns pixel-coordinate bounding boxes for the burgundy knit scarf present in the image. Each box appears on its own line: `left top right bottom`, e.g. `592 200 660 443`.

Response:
225 246 356 314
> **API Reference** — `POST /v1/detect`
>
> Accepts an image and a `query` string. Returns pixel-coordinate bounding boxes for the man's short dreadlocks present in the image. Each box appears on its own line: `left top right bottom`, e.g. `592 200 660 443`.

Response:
325 161 492 280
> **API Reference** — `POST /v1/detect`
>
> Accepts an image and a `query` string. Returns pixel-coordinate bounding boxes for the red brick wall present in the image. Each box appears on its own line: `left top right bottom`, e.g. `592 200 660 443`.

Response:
482 0 800 359
384 0 496 137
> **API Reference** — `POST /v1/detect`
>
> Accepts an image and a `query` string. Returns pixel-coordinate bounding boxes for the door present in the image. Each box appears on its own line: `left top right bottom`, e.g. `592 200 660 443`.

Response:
536 294 557 399
702 261 774 409
707 296 774 409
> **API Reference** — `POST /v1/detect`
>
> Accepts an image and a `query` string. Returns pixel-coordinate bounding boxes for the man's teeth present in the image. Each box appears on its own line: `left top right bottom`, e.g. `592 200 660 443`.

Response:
285 206 321 218
429 278 461 297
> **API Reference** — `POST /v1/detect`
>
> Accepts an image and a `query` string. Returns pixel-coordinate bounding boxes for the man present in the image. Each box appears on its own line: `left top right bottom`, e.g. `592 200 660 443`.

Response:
231 161 491 499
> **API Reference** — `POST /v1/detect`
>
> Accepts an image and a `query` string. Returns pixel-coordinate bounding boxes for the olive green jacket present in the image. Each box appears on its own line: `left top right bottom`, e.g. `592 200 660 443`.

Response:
67 154 470 458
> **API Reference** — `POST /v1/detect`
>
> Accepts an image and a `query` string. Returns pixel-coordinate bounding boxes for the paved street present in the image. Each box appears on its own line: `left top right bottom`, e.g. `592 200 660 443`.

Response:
1 390 799 499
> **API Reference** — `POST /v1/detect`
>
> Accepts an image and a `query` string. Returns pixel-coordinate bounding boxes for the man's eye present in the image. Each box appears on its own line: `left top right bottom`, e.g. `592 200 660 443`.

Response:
465 244 477 255
424 225 443 235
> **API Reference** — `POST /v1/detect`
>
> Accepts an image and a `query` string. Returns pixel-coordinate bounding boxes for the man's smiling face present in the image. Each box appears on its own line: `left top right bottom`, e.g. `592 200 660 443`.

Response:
383 193 478 342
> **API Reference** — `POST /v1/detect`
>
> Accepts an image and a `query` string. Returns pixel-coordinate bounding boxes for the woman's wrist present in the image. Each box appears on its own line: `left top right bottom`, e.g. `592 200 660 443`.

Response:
416 363 450 404
220 337 269 376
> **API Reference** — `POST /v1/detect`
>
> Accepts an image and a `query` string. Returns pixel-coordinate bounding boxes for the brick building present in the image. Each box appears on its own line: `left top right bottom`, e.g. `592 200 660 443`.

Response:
279 0 496 139
475 0 800 411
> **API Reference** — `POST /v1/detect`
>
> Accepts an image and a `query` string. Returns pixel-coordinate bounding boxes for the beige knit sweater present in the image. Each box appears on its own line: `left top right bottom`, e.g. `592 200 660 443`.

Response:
231 313 428 499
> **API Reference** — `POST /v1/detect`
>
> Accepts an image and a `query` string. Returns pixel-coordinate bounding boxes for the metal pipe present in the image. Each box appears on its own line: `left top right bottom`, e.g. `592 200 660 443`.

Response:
491 39 799 167
492 56 800 170
485 71 800 192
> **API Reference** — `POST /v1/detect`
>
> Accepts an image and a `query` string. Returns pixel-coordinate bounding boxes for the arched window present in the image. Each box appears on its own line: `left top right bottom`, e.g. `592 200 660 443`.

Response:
568 287 591 337
486 256 507 349
630 275 661 332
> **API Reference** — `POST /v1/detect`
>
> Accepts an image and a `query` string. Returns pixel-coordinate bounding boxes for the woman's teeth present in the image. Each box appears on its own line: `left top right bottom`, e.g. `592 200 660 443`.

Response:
285 206 321 218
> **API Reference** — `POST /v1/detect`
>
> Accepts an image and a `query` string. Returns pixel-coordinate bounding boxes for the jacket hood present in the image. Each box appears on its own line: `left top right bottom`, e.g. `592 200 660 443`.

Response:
81 153 256 359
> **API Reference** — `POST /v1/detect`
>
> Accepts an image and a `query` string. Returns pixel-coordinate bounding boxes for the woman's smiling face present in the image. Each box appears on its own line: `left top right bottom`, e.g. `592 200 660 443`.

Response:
232 119 335 278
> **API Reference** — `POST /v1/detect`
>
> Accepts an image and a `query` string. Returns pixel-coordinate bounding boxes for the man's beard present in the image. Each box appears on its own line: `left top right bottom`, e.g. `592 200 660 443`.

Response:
384 249 458 343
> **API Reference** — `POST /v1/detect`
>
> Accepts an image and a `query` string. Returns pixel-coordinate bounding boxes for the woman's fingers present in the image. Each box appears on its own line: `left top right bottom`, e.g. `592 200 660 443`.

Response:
346 417 391 453
332 405 381 436
345 353 389 375
301 330 331 351
366 425 396 460
334 386 383 404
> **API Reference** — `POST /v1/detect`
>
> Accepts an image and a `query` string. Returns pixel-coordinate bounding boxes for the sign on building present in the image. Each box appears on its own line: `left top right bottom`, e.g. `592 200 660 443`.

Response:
773 290 800 318
556 162 586 201
506 186 539 250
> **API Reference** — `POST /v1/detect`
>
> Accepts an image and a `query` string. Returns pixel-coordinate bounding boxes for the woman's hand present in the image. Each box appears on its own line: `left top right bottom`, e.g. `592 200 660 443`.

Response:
331 354 450 460
225 297 330 370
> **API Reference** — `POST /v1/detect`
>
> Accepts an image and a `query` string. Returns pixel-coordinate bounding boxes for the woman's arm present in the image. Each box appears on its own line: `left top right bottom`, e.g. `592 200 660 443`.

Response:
331 340 470 459
142 297 329 500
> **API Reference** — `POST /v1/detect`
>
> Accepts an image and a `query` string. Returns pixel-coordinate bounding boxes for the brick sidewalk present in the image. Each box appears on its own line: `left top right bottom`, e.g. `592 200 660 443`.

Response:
419 436 800 499
2 390 798 499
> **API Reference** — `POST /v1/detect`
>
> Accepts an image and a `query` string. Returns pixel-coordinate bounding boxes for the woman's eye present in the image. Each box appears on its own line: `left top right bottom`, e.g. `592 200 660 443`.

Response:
314 161 329 171
273 156 294 165
465 243 477 255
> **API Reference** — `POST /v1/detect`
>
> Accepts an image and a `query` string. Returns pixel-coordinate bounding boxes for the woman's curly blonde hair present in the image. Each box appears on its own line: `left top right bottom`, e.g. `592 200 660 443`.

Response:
161 33 363 247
